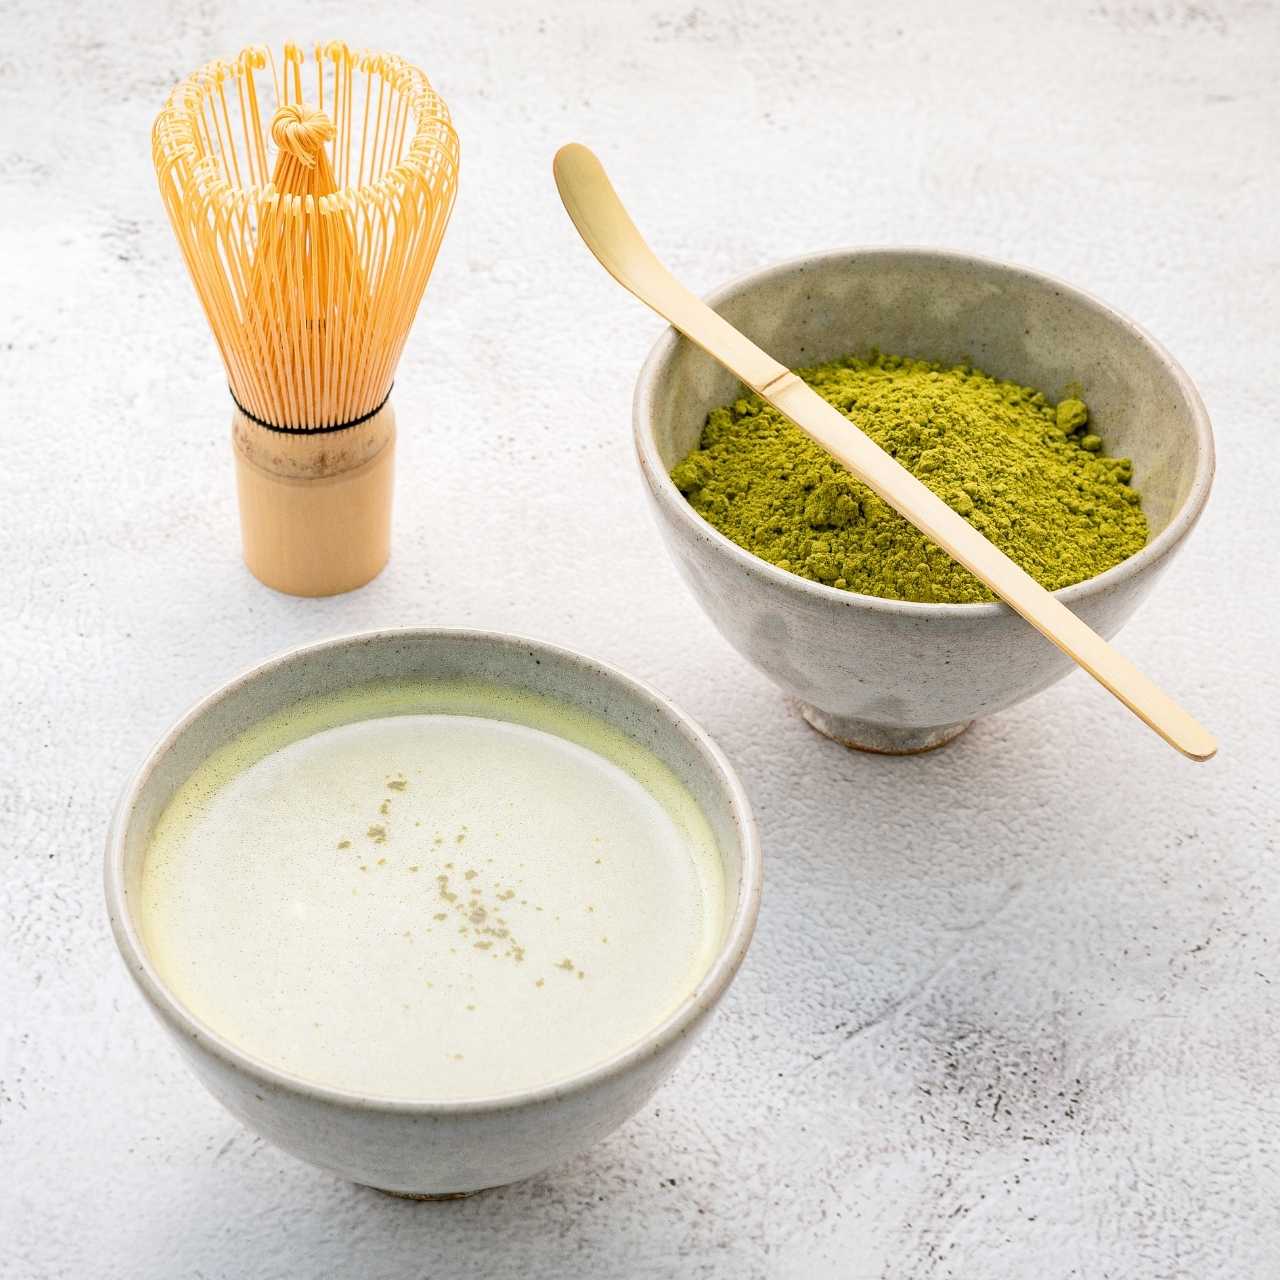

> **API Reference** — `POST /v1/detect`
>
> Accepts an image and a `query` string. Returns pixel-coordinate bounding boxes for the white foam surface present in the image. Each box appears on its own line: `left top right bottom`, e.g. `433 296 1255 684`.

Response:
141 685 724 1100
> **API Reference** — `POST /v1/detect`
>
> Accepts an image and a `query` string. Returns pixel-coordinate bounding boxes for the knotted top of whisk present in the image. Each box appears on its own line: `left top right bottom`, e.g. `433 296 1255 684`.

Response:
153 42 460 431
270 103 335 168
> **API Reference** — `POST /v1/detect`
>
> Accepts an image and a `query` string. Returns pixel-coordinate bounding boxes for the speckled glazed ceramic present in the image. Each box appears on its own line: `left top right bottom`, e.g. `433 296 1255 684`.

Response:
634 249 1214 753
105 630 761 1196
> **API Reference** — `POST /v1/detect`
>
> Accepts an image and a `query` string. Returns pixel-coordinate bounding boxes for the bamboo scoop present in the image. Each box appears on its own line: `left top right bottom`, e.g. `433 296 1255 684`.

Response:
553 143 1216 762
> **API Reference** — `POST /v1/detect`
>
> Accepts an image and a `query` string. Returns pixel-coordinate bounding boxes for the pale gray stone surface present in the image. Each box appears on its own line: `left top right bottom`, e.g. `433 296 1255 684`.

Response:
2 0 1277 1276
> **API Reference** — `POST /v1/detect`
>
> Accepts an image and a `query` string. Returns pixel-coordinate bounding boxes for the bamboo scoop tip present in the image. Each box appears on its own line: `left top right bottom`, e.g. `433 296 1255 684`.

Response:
553 141 594 173
553 143 611 209
553 144 652 299
1176 725 1218 762
1131 685 1217 761
554 144 593 202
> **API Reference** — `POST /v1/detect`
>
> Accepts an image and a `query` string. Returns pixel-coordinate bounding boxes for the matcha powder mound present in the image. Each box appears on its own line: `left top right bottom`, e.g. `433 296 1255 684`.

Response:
670 352 1147 604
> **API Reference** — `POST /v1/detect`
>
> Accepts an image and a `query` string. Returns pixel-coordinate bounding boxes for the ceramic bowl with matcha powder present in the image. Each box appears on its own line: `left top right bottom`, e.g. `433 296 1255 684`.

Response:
105 629 761 1197
634 248 1214 753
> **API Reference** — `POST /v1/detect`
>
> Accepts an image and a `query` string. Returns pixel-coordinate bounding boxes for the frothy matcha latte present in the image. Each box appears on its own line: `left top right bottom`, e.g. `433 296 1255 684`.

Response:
139 680 726 1101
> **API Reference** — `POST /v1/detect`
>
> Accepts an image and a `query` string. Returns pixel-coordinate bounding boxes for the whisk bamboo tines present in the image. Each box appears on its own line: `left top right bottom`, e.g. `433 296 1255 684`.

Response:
153 42 459 595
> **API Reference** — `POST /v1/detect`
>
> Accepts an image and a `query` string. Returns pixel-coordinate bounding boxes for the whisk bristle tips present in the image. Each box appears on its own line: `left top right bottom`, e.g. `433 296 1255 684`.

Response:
152 42 459 431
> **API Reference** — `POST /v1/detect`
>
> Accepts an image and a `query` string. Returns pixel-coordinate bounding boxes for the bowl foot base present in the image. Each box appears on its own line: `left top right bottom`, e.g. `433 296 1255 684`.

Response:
366 1185 499 1201
798 704 971 755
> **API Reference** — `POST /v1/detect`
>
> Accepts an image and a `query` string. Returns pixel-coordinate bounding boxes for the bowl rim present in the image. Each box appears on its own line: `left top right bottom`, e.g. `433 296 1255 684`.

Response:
104 626 763 1115
633 244 1215 616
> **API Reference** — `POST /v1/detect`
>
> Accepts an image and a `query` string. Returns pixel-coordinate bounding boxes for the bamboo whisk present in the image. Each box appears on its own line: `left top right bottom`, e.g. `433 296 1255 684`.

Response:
153 42 459 594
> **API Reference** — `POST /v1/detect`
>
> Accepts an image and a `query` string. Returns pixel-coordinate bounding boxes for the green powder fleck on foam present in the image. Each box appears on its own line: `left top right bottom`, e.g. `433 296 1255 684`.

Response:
670 352 1147 604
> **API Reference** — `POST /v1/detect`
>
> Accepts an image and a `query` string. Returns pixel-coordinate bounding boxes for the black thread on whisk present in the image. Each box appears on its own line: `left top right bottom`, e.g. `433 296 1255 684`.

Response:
229 385 393 435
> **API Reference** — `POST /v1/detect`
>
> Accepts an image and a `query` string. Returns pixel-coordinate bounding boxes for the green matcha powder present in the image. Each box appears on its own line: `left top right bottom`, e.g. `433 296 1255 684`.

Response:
671 352 1147 604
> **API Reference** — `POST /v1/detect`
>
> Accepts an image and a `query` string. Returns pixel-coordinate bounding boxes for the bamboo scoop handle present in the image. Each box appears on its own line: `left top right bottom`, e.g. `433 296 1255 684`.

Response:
553 143 1216 762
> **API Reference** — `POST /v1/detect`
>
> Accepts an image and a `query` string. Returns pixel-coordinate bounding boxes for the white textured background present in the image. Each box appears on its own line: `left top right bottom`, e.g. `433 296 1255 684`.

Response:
2 1 1278 1276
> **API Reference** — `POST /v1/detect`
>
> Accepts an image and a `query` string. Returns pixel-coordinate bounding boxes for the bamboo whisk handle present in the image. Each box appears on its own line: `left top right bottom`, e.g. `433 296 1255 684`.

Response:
231 405 396 597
